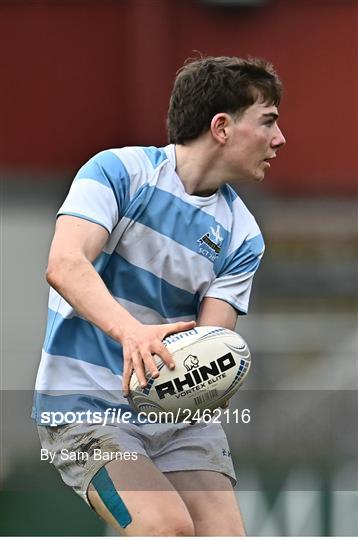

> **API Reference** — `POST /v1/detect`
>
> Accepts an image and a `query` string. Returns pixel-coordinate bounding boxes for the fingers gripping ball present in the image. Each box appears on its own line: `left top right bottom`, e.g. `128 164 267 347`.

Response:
128 326 251 421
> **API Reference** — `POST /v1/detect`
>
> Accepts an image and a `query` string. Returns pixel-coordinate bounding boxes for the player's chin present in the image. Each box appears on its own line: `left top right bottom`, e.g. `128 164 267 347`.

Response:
251 170 265 183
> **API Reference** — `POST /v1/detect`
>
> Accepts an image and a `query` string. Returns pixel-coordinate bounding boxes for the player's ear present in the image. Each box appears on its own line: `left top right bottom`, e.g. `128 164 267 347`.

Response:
211 113 231 145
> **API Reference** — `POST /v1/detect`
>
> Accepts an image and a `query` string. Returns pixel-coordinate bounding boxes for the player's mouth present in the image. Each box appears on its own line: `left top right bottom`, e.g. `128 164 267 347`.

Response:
262 155 276 167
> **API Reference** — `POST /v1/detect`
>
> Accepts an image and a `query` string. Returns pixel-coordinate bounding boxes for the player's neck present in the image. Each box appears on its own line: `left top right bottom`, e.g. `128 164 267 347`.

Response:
174 140 224 197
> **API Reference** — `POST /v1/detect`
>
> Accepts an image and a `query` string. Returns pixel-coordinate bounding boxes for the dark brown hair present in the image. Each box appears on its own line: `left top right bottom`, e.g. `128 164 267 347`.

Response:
167 55 282 144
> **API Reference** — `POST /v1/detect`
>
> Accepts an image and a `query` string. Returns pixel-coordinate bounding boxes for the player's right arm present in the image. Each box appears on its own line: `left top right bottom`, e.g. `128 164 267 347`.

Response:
46 215 195 396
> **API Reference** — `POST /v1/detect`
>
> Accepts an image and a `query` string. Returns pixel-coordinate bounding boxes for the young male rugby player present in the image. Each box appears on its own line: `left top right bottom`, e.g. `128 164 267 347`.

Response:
33 56 285 536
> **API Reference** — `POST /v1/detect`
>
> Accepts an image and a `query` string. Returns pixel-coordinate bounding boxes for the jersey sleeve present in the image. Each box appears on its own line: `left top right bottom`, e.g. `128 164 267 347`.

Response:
57 150 133 234
204 232 265 315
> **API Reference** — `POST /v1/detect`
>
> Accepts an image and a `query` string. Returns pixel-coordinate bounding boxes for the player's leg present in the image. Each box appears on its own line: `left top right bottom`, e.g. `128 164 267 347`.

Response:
87 454 195 537
165 469 246 536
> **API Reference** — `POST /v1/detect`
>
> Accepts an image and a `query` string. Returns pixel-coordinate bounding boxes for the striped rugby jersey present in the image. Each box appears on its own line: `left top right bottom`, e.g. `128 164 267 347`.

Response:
32 144 264 423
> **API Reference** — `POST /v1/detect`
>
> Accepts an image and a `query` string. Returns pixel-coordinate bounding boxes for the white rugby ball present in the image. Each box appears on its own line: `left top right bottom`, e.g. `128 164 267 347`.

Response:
128 326 251 421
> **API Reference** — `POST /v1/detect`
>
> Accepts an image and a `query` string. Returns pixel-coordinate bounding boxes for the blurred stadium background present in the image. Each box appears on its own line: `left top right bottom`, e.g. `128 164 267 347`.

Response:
1 0 357 536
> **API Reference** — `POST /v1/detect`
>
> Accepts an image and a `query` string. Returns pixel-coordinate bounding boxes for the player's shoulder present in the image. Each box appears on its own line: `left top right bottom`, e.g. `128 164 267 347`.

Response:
220 184 259 227
90 145 170 175
219 184 263 257
74 145 172 203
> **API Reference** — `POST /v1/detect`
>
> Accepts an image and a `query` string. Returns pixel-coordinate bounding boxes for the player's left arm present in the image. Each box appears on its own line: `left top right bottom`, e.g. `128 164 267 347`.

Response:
197 297 238 331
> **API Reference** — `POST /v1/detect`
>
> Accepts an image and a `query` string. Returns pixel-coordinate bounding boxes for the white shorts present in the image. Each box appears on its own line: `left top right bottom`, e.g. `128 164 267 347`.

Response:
38 420 236 504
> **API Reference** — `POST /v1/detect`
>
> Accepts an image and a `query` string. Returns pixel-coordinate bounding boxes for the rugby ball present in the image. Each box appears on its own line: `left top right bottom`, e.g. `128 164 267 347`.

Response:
129 326 251 421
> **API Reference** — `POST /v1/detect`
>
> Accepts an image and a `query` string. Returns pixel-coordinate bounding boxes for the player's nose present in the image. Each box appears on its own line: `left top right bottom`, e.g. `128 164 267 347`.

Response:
272 125 286 149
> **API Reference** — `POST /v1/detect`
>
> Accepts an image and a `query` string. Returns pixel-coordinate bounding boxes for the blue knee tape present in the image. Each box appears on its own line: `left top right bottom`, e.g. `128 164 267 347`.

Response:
92 466 132 528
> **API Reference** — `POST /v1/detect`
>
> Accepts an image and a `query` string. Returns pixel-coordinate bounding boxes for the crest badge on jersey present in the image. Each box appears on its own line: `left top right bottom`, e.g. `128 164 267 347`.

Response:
197 224 223 262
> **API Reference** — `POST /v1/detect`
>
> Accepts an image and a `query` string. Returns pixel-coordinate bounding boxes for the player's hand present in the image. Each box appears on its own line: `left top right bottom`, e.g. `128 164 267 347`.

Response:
121 320 196 397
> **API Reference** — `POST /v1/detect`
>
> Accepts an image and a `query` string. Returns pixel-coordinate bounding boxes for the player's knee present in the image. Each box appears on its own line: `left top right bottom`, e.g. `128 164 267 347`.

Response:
144 513 194 537
154 521 194 537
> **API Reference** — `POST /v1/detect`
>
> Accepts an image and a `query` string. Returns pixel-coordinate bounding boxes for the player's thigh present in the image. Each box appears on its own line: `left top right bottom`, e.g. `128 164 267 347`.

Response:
87 455 194 537
165 469 246 536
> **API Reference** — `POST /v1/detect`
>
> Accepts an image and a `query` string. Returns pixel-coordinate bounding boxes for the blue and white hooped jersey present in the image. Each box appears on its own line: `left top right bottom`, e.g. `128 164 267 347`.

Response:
32 144 264 423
